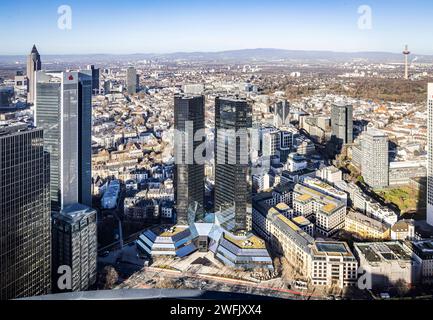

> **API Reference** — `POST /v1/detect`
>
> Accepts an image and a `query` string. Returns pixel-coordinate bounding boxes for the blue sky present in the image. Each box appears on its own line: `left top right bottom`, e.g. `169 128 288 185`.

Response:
0 0 432 55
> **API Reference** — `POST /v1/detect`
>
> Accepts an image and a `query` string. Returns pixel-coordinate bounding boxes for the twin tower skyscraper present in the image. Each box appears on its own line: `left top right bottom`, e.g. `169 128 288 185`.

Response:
174 95 253 234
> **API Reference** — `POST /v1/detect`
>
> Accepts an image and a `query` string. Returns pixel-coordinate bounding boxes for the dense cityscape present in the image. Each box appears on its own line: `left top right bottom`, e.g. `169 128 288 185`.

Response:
2 1 433 306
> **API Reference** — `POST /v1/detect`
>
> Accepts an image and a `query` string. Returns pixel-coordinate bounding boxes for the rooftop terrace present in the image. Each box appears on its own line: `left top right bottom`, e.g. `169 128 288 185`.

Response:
224 233 267 250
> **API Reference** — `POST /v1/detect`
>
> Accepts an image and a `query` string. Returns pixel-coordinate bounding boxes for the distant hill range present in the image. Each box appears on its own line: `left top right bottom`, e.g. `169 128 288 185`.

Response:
2 48 433 64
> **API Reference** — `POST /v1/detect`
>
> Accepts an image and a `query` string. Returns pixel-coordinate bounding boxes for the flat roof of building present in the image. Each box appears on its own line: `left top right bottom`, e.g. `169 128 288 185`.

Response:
410 240 433 258
294 184 345 215
297 194 313 202
303 177 347 197
224 233 267 250
275 202 290 211
277 215 301 232
292 216 311 227
0 122 33 136
151 225 189 238
322 203 337 214
315 242 349 254
347 210 389 232
354 242 415 264
56 203 96 222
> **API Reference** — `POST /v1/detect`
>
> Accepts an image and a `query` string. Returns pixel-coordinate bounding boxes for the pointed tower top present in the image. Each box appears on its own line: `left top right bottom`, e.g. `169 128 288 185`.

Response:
31 45 39 54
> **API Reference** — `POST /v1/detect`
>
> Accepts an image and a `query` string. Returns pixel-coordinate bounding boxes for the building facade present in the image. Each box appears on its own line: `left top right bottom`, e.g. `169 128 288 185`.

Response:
214 97 252 233
311 242 358 288
87 65 100 95
345 210 391 240
0 124 51 300
126 67 137 94
331 104 353 146
52 204 97 292
252 197 356 288
361 128 389 189
174 95 205 225
354 242 422 290
293 184 346 237
26 45 41 104
35 70 93 211
427 83 433 226
274 100 290 127
35 70 96 293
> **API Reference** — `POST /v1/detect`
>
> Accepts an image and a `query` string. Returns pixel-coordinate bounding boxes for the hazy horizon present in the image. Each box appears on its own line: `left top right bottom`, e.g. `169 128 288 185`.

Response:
1 0 433 55
0 47 431 57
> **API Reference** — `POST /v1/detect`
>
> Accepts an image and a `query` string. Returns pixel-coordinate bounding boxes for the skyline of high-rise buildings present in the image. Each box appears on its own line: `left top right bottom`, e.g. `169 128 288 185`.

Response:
2 40 433 302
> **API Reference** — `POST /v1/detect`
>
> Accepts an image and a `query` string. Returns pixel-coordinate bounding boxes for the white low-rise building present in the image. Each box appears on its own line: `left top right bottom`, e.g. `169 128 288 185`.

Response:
354 242 422 290
301 177 348 206
311 242 358 288
315 166 343 185
287 153 308 172
293 184 346 237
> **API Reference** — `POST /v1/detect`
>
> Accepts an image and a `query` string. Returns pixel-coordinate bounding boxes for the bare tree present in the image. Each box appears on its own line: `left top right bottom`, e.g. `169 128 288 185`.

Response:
394 279 410 297
103 266 119 290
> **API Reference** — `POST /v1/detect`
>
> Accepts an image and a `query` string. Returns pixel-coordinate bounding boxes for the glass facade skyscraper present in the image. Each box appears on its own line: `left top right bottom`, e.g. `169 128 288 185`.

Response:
214 97 253 234
174 95 205 225
126 67 137 95
35 70 96 293
87 65 100 95
52 204 97 292
0 124 51 300
35 70 93 211
361 128 389 189
331 104 353 147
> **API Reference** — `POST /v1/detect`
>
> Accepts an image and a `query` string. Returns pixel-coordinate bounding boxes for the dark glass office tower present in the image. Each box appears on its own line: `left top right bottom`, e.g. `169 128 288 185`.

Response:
214 97 252 233
52 204 97 292
35 70 93 211
126 67 137 94
0 124 51 300
331 103 353 147
174 95 205 225
87 65 100 95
